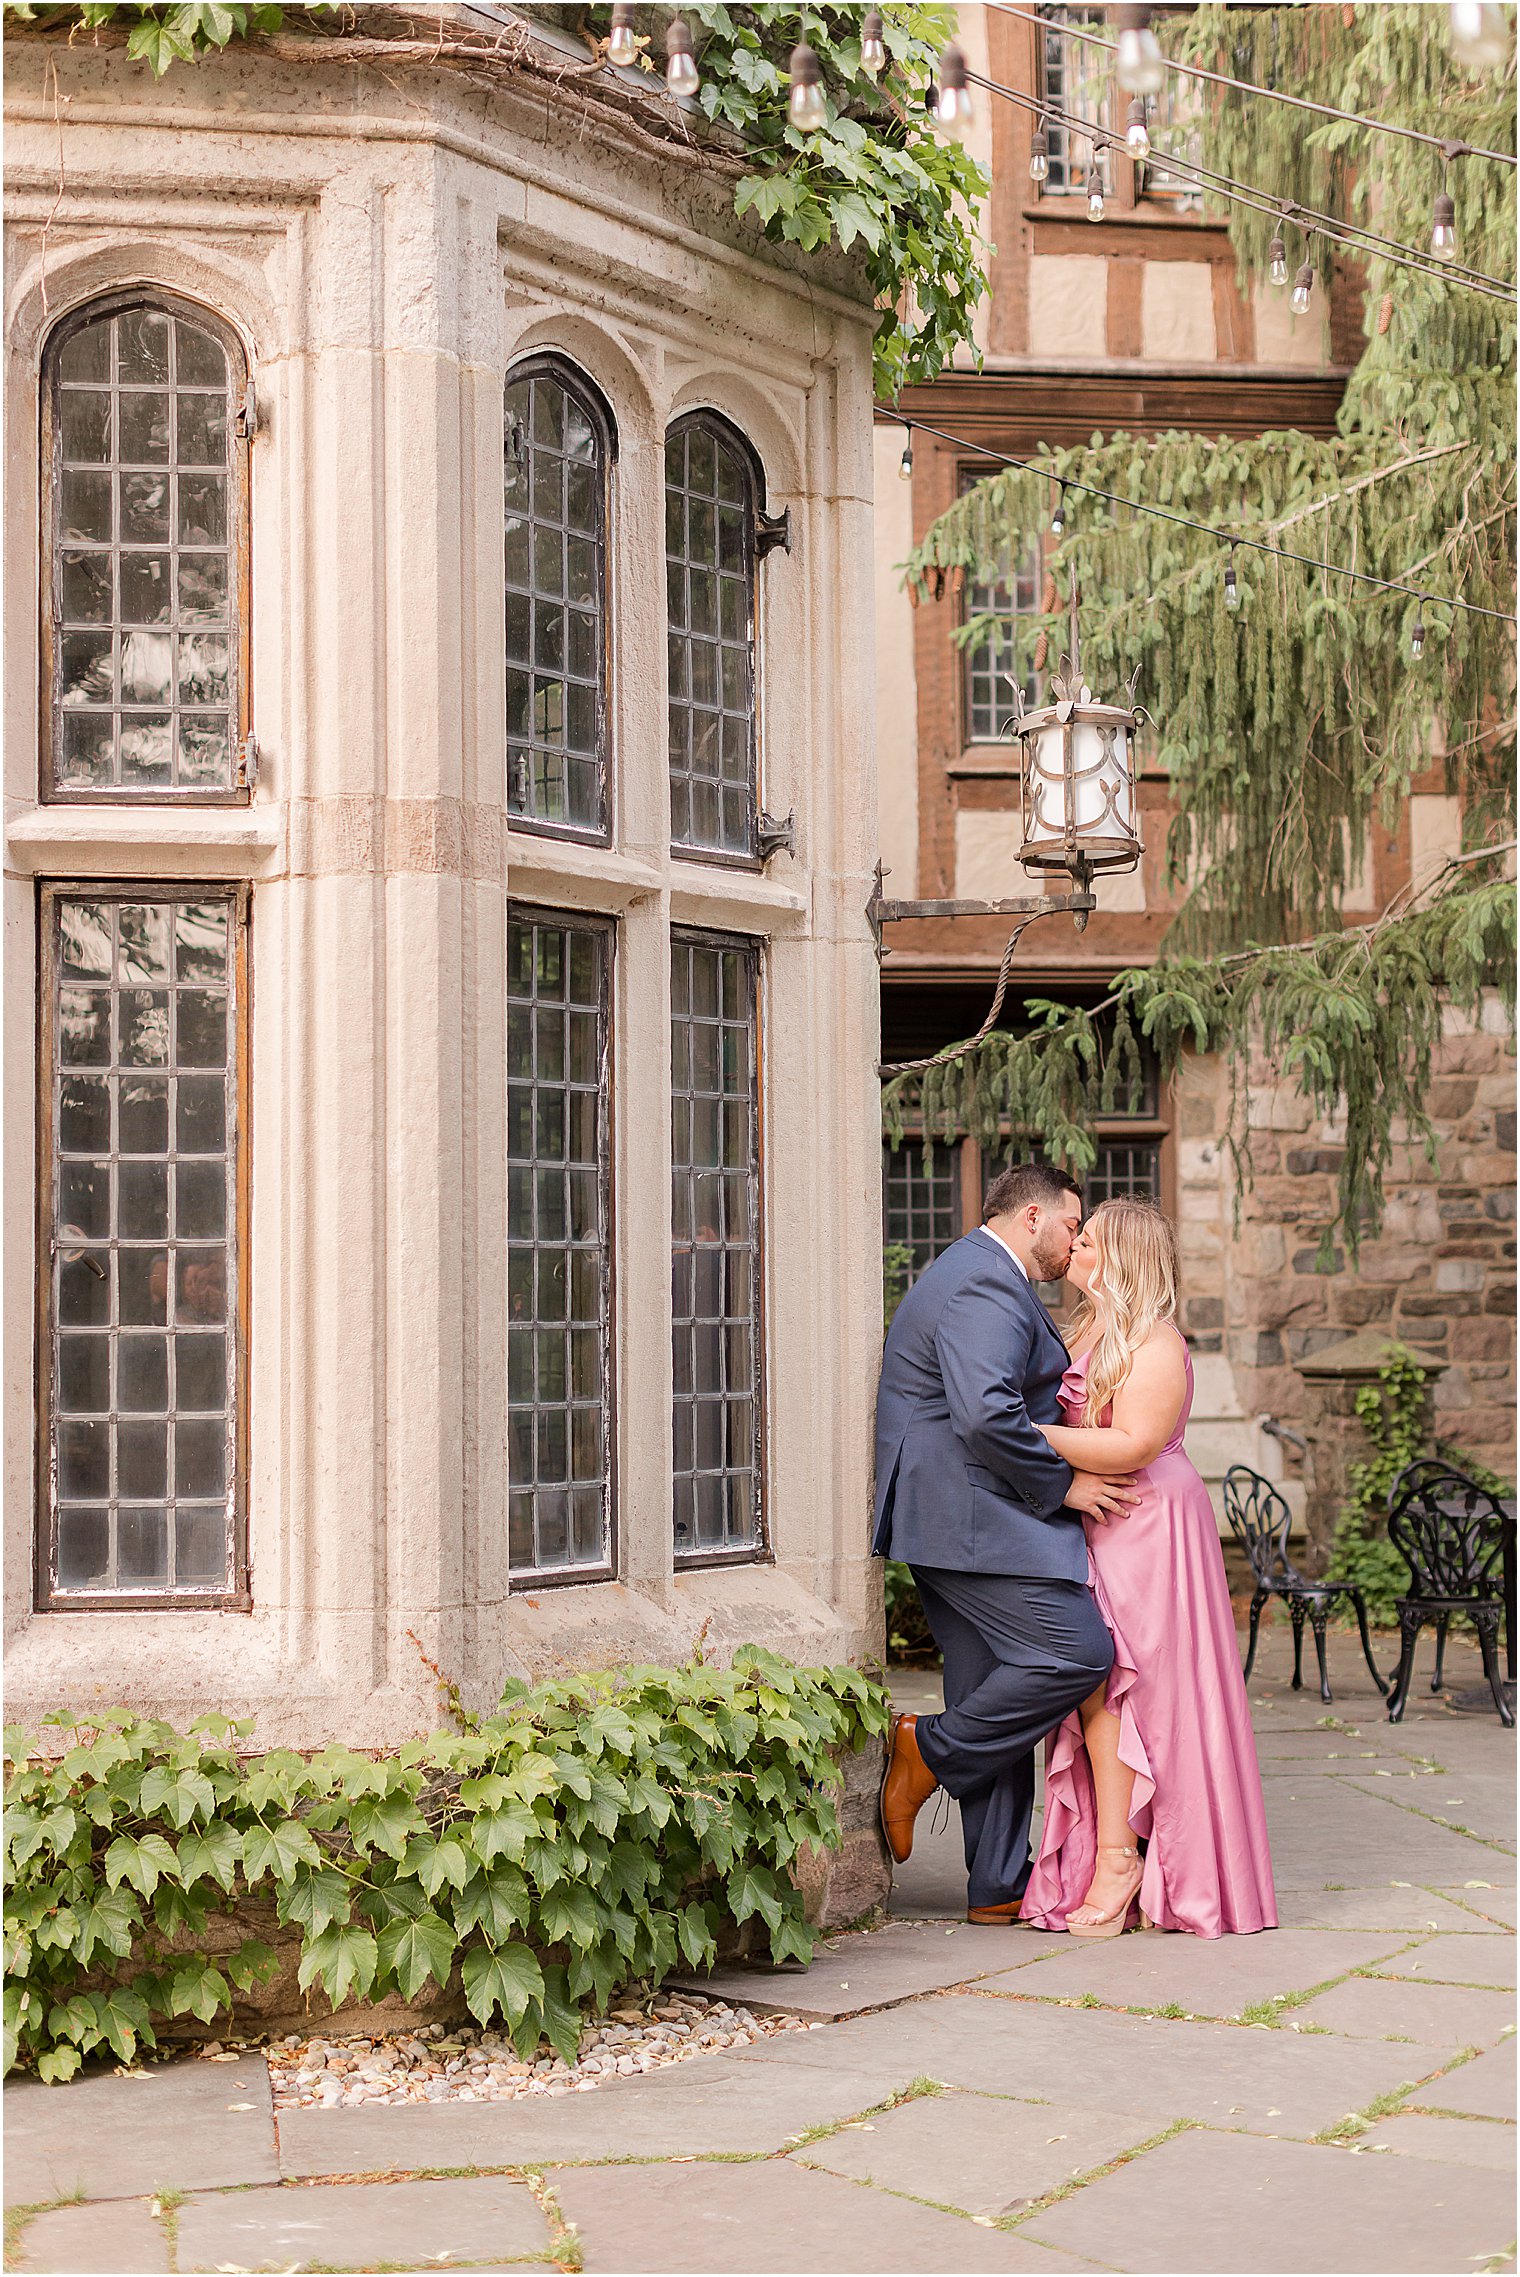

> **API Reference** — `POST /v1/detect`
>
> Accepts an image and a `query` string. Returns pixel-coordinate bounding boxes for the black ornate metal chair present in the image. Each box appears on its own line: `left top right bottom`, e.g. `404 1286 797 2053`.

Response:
1223 1465 1388 1705
1384 1460 1514 1727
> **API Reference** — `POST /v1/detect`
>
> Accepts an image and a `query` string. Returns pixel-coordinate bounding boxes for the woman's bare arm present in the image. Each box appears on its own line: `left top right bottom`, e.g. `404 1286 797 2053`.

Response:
1040 1330 1188 1474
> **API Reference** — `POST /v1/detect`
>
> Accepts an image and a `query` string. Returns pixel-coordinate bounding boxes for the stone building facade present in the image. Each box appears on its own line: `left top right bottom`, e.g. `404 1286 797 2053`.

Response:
875 5 1516 1525
3 10 885 1746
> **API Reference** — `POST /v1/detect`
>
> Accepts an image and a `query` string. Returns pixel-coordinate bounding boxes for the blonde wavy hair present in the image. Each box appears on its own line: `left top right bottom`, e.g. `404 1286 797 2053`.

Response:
1064 1200 1181 1425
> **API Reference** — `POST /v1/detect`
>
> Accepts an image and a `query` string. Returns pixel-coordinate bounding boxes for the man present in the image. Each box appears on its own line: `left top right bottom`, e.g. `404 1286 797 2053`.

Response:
872 1162 1134 1923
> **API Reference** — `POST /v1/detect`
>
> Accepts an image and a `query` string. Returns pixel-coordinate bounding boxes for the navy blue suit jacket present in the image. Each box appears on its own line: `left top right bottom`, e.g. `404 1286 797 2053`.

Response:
872 1228 1083 1580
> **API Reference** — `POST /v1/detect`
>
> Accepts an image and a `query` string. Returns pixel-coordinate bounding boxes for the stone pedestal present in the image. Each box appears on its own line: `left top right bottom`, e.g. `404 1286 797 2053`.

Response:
1292 1330 1448 1571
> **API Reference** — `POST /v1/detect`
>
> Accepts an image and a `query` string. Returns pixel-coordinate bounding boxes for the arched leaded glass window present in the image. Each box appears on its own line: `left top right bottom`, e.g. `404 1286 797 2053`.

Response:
665 414 761 862
43 292 250 801
504 359 612 839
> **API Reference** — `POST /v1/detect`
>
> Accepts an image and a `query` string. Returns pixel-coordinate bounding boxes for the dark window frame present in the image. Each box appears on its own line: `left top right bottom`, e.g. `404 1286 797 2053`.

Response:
883 1136 964 1288
506 902 618 1589
957 465 1043 750
40 288 253 808
665 410 766 872
670 924 767 1568
35 879 252 1612
504 355 616 848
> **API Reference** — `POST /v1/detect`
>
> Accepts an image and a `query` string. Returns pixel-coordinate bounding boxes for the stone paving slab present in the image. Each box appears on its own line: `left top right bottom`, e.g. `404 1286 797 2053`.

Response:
980 1928 1410 2019
797 2086 1163 2217
6 2199 169 2274
1018 2121 1517 2274
1359 2111 1519 2168
729 1992 1462 2140
274 2051 921 2175
1414 2044 1518 2120
1263 1788 1508 1889
175 2174 550 2270
1438 1884 1519 1926
1272 1885 1498 1933
1294 1972 1515 2048
4 2057 278 2207
553 2155 1096 2274
670 1918 1065 2019
1380 1932 1518 1987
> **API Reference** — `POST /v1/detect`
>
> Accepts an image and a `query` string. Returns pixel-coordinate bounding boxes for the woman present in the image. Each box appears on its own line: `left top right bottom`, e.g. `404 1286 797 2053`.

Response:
1020 1200 1276 1940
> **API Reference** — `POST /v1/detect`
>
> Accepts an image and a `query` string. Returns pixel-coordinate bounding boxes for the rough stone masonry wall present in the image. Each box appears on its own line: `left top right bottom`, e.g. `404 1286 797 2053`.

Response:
1176 1000 1516 1483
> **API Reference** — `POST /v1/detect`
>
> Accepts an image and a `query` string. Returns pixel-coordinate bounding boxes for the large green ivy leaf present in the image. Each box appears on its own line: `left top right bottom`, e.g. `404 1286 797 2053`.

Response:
376 1912 456 2000
167 1959 231 2024
297 1923 378 2007
537 1964 584 2066
538 1883 599 1950
278 1865 352 1937
139 1763 216 1828
348 1793 417 1860
471 1798 539 1863
103 1832 179 1897
176 1823 242 1893
452 1869 529 1944
74 1887 140 1964
461 1940 543 2028
241 1818 320 1885
726 1864 784 1934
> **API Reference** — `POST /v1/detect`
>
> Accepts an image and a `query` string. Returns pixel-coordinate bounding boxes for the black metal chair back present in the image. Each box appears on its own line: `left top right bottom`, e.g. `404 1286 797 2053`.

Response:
1386 1460 1509 1602
1223 1465 1303 1590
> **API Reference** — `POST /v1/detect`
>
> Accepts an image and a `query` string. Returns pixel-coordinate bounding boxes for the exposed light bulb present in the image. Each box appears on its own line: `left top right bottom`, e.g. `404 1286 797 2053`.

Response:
607 1 639 68
1051 487 1067 539
1410 610 1427 660
1087 168 1106 222
1431 190 1459 260
1125 98 1150 159
899 433 914 482
1115 4 1166 94
665 16 699 98
1223 555 1240 611
1029 122 1050 182
788 41 828 132
1268 233 1288 288
1290 260 1315 316
934 41 975 138
860 8 887 80
1449 1 1511 67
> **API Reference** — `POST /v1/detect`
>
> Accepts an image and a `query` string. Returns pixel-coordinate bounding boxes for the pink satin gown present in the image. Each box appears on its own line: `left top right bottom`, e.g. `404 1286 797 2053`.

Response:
1021 1334 1277 1938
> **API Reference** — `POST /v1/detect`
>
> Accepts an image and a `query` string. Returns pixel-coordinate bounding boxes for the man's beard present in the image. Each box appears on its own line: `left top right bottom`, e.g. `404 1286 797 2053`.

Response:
1030 1226 1072 1283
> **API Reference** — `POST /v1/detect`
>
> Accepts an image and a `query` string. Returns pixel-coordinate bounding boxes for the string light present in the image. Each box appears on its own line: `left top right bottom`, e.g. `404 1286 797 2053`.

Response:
873 405 1517 628
789 41 828 132
1029 120 1050 181
1087 151 1107 222
1411 606 1428 659
1449 1 1513 68
606 1 639 69
1115 3 1166 95
1268 227 1289 287
1432 188 1459 259
665 16 698 98
899 429 914 482
1290 260 1316 316
934 40 976 138
1125 98 1150 159
1223 547 1240 611
1051 484 1067 538
860 9 886 80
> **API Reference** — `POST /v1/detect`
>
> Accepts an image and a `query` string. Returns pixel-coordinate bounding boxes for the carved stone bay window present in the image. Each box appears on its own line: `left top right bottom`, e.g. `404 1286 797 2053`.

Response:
507 909 614 1581
43 292 251 802
666 413 791 866
37 885 249 1608
505 360 612 840
671 931 763 1561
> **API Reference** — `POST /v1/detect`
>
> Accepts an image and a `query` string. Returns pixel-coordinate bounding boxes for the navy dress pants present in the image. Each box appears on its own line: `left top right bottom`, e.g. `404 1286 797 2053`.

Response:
908 1564 1114 1909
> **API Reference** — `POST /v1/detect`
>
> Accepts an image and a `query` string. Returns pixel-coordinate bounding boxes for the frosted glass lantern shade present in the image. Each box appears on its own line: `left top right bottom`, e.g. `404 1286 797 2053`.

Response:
1017 699 1143 875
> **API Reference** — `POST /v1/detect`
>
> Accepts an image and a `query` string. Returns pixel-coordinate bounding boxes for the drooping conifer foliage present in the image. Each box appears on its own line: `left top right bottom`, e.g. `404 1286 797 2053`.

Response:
893 6 1515 1242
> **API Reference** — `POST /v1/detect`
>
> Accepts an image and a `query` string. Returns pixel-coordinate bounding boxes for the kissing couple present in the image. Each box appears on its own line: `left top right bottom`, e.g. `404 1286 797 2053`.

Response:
874 1162 1276 1940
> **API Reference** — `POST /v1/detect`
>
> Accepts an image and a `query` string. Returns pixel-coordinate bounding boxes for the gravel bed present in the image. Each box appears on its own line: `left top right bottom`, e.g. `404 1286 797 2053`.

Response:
211 1995 814 2109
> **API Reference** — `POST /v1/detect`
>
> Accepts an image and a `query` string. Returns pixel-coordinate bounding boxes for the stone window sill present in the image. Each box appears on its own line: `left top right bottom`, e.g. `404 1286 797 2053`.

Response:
6 802 283 879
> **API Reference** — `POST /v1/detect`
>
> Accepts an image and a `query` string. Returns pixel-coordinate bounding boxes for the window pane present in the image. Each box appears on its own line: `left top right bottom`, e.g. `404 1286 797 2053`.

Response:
505 369 607 837
42 891 242 1600
958 468 1042 743
1084 1138 1163 1205
883 1140 962 1287
48 301 241 794
507 911 611 1576
672 936 761 1558
1039 7 1111 193
667 421 757 859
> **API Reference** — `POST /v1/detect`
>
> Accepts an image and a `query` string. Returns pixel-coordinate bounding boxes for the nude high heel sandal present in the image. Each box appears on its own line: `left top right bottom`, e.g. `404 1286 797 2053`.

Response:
1066 1845 1144 1940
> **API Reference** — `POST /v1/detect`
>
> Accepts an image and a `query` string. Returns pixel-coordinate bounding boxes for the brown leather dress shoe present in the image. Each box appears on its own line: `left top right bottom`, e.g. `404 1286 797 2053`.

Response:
966 1899 1022 1924
880 1713 938 1864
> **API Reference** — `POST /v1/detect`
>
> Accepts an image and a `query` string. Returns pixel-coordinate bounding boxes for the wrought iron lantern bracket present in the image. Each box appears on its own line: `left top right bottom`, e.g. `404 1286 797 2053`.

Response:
868 859 1098 960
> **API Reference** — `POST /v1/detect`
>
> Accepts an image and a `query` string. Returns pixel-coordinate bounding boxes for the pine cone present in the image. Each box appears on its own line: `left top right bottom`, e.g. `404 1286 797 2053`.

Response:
1377 291 1394 336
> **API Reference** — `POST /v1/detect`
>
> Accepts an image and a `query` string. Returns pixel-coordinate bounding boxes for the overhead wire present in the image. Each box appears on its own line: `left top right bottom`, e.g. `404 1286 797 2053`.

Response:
985 0 1520 170
873 406 1519 626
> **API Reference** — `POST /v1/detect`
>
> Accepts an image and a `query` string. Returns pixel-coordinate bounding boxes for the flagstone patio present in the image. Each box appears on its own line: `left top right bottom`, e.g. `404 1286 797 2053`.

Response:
5 1631 1514 2276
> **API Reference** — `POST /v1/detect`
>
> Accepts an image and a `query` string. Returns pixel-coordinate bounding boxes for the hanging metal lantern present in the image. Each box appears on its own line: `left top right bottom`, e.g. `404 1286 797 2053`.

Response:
1009 592 1144 890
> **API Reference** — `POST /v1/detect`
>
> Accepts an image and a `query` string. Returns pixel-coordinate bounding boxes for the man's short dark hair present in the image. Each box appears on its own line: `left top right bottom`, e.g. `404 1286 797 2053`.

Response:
982 1161 1082 1223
